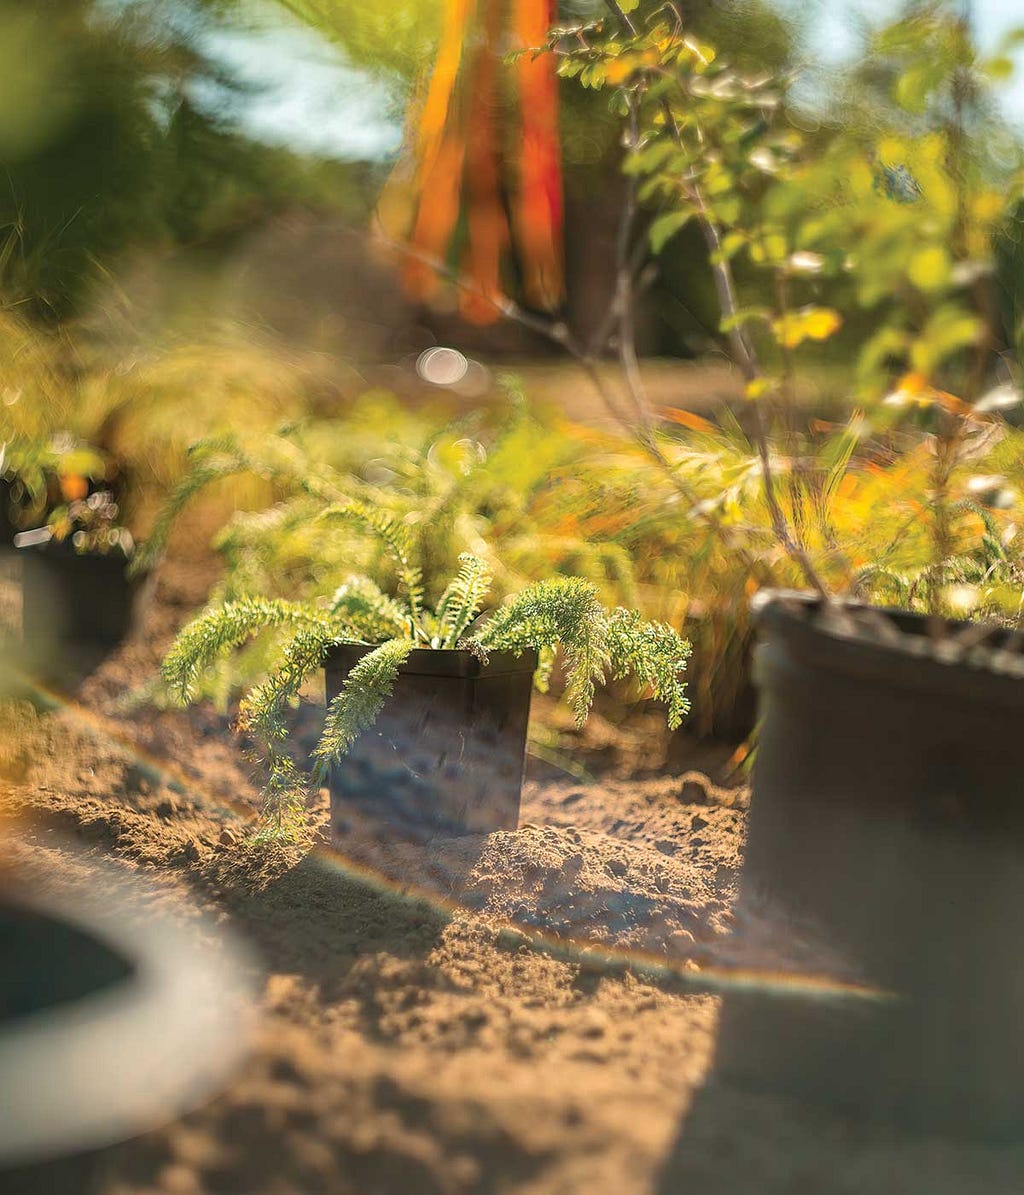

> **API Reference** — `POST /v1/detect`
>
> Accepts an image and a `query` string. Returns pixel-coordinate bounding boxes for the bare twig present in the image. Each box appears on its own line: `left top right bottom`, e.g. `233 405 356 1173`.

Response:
611 94 656 434
586 239 651 359
603 0 638 36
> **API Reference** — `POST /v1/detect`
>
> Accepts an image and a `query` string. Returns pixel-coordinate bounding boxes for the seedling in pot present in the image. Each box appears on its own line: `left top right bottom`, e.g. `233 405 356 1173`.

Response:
6 439 144 665
16 488 134 558
162 502 690 841
0 431 111 544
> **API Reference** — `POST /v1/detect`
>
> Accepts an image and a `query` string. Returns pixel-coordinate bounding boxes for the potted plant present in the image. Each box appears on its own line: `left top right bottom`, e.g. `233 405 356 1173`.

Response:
0 431 112 543
162 501 690 841
540 0 1024 1133
0 429 146 671
15 479 147 670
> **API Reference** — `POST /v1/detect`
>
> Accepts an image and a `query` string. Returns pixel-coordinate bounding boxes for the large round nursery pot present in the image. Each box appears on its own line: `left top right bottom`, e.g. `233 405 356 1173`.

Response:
714 589 1024 1137
0 868 251 1192
18 543 150 670
324 644 538 842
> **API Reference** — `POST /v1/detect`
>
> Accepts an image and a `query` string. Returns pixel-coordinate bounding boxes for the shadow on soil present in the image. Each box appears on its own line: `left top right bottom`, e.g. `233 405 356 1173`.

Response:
191 829 490 1020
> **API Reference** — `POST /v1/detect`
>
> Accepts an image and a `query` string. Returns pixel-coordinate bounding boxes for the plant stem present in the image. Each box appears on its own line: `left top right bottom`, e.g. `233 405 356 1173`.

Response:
596 0 831 601
690 158 829 598
772 269 808 551
603 0 638 36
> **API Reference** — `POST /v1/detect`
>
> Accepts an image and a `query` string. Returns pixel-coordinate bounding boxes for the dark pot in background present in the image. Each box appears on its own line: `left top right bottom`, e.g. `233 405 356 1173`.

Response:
714 590 1024 1137
0 478 15 547
324 645 537 842
18 546 151 674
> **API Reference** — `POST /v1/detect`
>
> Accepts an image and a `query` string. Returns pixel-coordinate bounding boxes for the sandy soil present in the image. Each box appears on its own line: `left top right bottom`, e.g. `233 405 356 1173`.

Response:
3 559 1024 1194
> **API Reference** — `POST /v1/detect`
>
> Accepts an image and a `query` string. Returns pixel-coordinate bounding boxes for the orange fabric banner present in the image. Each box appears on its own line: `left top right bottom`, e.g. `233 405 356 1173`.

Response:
381 0 564 324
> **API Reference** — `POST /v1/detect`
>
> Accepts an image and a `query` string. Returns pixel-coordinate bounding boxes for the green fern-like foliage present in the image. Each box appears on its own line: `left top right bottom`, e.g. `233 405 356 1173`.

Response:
317 500 425 636
130 435 261 576
434 552 492 648
130 426 362 578
162 545 690 840
474 577 610 723
328 576 410 641
312 638 414 783
475 578 690 728
162 597 339 703
140 391 654 619
605 609 691 730
252 752 311 843
237 626 340 743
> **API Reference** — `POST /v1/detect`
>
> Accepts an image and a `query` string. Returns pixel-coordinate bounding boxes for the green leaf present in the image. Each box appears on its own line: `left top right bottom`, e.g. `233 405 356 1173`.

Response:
434 553 493 648
316 500 424 635
473 577 610 724
649 210 693 253
910 306 982 373
623 138 675 176
983 56 1014 81
907 246 951 292
162 598 337 703
313 639 414 776
894 63 946 114
721 306 771 332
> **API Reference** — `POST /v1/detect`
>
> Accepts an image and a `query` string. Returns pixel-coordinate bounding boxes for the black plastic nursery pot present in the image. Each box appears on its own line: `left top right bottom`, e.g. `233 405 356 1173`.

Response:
0 478 14 546
0 870 252 1192
18 544 150 671
714 590 1024 1137
324 644 538 842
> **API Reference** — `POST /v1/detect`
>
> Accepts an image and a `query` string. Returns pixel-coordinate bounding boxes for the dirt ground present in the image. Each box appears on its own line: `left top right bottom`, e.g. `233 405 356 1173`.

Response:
3 558 1024 1194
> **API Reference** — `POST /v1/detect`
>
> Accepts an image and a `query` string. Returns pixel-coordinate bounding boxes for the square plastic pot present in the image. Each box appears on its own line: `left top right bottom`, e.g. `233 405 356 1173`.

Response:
18 547 150 674
323 645 537 842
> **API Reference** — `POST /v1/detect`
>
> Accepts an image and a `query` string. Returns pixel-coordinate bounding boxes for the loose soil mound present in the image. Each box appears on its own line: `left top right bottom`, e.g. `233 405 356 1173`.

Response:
2 561 1023 1193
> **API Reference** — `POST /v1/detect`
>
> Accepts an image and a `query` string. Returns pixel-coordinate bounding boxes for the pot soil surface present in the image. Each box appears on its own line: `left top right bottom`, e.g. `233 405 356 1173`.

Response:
1 557 1023 1194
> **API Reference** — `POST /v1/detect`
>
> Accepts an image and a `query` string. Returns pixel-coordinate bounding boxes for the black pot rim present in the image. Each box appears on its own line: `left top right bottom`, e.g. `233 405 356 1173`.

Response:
752 588 1024 710
14 539 134 565
323 642 539 679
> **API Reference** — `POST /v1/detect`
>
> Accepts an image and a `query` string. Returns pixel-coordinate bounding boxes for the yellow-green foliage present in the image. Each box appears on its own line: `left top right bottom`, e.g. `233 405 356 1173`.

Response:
144 365 1024 737
0 313 334 531
541 0 1024 731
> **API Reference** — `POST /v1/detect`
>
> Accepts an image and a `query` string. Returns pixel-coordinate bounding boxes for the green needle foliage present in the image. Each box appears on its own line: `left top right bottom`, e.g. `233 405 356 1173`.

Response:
163 517 690 839
316 500 425 635
435 553 493 648
474 576 610 724
163 596 340 703
312 637 415 782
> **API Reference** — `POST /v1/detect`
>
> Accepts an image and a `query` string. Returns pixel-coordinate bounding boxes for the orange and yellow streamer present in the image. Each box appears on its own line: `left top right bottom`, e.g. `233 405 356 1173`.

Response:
380 0 564 324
